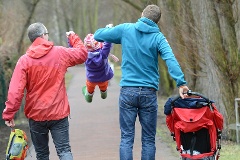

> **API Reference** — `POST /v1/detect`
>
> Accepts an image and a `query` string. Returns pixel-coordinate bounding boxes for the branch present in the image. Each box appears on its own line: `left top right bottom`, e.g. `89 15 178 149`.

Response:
121 0 142 12
18 0 41 54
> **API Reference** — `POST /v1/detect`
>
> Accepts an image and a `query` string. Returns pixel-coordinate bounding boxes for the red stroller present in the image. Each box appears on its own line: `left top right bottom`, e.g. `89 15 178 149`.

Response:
164 90 223 160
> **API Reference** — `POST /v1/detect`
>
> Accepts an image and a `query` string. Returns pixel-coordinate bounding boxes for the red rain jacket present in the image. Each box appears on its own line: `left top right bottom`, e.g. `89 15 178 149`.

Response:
2 34 87 121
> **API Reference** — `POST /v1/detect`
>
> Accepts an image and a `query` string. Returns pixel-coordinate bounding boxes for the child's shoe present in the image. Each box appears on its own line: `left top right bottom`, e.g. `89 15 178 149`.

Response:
82 86 93 103
100 90 107 99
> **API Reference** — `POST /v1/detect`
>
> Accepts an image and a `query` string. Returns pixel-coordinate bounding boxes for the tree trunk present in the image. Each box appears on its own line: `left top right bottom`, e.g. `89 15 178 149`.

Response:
157 0 240 139
18 0 40 54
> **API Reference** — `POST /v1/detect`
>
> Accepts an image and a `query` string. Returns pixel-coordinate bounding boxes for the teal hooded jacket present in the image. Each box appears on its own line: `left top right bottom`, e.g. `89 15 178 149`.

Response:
94 17 187 90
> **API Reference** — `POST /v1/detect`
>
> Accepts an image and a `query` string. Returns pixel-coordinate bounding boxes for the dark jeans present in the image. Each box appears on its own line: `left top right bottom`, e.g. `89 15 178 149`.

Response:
29 117 73 160
119 87 158 160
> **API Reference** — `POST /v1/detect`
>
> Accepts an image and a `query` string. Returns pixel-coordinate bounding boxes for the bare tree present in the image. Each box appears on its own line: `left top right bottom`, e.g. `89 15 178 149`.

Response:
1 0 240 140
18 0 40 54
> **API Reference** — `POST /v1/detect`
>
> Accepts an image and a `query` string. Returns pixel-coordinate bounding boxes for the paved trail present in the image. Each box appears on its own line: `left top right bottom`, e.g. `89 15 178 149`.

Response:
26 65 179 160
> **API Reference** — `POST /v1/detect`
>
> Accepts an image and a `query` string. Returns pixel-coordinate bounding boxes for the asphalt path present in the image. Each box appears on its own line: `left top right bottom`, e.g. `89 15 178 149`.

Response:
25 65 179 160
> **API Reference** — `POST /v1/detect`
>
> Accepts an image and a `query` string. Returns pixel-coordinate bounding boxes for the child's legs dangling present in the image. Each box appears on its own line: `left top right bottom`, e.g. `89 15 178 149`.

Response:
82 80 96 103
98 81 108 92
98 81 109 99
86 80 96 94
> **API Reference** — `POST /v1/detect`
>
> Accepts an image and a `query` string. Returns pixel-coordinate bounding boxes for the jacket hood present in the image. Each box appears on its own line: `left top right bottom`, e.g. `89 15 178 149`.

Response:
135 17 160 33
26 37 54 58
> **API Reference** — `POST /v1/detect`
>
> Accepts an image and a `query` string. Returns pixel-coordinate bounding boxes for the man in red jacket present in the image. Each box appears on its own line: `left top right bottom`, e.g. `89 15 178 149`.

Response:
2 22 87 160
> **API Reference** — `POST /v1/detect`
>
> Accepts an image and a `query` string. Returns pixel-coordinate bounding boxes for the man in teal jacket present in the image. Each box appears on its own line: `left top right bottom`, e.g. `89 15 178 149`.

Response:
94 4 189 160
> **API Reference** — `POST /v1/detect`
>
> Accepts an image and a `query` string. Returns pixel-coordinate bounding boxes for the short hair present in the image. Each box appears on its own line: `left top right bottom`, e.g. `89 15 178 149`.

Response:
142 5 161 23
27 22 47 42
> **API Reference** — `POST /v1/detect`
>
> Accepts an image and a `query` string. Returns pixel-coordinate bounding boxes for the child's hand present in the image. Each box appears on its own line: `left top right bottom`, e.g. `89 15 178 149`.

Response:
66 31 75 48
66 31 75 37
110 53 119 62
106 24 113 28
67 38 73 48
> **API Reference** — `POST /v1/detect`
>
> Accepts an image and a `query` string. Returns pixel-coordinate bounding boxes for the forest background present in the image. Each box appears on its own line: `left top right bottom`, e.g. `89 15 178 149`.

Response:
0 0 240 153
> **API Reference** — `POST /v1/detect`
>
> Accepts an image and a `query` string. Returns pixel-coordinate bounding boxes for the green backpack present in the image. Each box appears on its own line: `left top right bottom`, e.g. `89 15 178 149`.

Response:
5 129 29 160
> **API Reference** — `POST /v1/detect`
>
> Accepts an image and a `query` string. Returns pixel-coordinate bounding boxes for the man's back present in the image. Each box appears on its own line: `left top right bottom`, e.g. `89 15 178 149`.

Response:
94 17 172 90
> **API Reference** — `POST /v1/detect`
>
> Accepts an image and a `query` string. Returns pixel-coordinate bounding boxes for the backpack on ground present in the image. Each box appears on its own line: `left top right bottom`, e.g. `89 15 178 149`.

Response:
5 128 29 160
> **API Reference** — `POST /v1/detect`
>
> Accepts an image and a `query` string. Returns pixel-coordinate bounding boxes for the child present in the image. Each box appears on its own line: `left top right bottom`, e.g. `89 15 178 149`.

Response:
82 33 119 103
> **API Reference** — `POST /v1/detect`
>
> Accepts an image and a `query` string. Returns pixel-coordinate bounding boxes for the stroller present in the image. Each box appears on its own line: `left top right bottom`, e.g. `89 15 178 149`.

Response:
164 90 223 160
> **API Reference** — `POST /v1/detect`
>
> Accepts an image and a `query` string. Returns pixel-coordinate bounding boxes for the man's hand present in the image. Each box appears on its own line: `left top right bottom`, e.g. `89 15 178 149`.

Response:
5 119 15 127
179 85 189 99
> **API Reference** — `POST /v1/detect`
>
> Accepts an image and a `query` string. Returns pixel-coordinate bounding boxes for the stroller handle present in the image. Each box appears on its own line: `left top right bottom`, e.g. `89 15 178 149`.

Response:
171 90 211 105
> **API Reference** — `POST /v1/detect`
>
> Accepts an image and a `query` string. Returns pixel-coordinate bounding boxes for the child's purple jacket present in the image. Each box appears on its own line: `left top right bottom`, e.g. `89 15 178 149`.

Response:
85 42 113 82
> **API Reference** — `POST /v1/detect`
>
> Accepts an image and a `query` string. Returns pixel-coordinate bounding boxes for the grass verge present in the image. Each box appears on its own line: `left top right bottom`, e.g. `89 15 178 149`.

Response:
157 97 180 157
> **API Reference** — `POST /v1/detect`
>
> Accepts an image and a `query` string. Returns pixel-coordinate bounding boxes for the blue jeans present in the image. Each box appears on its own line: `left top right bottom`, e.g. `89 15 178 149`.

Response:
29 117 73 160
119 87 158 160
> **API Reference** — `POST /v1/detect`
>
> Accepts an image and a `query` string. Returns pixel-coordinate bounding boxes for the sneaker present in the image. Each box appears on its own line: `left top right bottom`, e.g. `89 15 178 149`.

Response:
100 90 107 99
82 86 93 103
